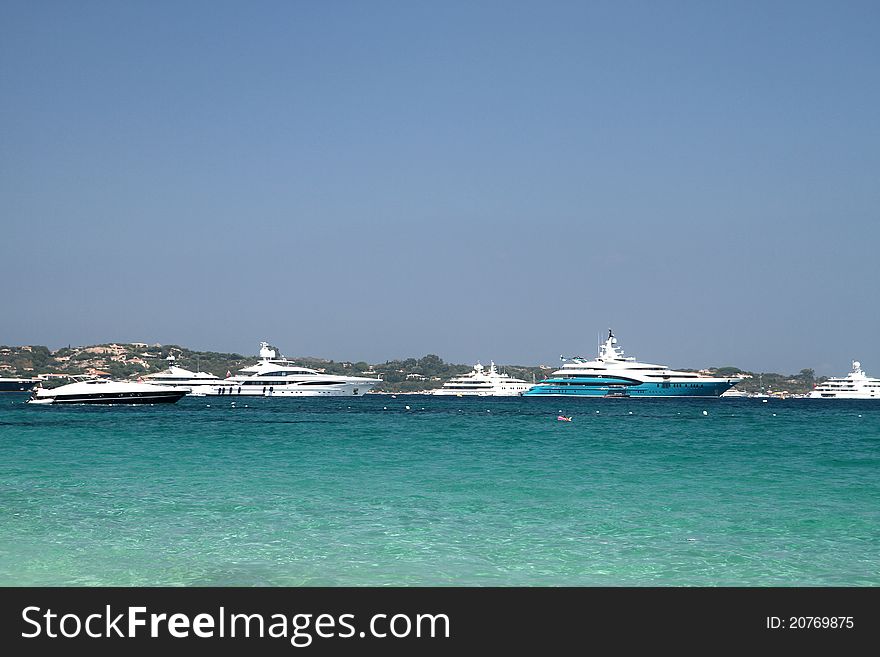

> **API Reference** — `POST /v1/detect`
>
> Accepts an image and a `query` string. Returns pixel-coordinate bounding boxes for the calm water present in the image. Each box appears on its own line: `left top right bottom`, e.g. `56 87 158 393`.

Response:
1 394 878 586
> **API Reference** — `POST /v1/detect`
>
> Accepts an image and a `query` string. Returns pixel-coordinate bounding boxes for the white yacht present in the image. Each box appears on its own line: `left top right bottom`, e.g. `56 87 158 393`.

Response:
434 361 533 396
524 330 741 398
808 361 880 399
720 388 749 398
140 355 221 394
206 342 381 397
28 379 188 405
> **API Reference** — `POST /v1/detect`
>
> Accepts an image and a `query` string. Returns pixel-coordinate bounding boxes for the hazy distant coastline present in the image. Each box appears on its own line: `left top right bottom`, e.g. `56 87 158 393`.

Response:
1 342 823 395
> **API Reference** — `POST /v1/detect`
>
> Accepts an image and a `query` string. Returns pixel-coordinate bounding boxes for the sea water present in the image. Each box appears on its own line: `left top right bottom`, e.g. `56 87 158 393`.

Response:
1 395 877 586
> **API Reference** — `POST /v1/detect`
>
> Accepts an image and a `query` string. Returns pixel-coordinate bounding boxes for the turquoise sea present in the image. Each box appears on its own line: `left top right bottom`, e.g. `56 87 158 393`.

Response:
1 394 878 586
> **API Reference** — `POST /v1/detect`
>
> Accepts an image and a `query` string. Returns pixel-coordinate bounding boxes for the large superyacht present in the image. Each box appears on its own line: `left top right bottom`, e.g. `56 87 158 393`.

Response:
808 361 880 399
206 342 381 397
433 361 533 396
524 330 740 398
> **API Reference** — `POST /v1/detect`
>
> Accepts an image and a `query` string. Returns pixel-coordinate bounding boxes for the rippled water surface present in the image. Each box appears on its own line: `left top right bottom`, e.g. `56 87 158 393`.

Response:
1 394 878 585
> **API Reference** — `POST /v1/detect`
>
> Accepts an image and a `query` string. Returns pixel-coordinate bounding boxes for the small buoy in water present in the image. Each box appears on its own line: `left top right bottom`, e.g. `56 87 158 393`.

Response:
762 399 768 403
595 410 600 414
206 404 210 408
405 405 410 410
383 407 387 410
858 414 862 418
772 413 777 417
391 395 397 398
628 411 633 415
702 410 708 416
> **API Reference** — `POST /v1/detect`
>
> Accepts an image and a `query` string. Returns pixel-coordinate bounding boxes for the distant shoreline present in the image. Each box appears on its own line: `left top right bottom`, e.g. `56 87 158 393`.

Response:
1 341 826 395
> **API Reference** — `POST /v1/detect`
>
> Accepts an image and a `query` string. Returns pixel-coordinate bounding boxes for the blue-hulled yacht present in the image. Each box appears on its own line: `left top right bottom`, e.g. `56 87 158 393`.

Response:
524 330 741 398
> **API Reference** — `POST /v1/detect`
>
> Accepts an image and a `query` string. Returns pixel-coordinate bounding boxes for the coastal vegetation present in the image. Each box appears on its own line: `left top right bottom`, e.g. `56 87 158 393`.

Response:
0 343 825 395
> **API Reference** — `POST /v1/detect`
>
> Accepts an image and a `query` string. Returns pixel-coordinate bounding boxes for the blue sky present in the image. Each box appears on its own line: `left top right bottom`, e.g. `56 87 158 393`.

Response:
2 1 878 374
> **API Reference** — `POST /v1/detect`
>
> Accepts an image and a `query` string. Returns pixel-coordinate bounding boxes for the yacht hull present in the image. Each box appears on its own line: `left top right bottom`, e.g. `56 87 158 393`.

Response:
206 382 379 397
29 391 187 405
433 389 528 396
0 379 40 392
524 379 736 398
808 392 879 399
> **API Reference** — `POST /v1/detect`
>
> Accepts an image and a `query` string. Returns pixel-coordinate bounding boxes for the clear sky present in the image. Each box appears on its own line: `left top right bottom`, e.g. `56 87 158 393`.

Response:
2 1 878 374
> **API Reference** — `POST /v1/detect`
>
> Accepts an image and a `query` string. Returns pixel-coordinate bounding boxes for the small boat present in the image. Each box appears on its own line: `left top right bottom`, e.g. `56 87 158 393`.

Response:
557 415 573 422
28 379 188 405
720 388 749 398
